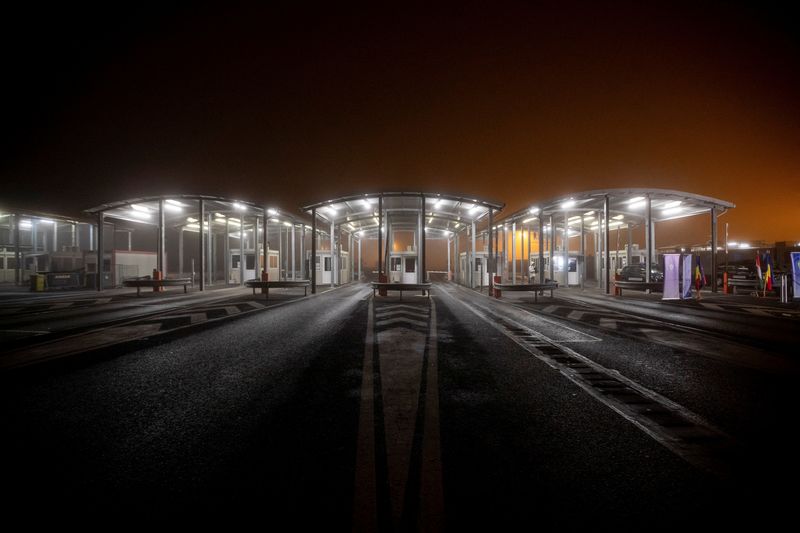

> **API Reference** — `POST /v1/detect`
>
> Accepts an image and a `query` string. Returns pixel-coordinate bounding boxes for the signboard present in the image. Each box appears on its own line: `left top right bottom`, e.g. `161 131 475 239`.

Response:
662 254 680 300
792 252 800 300
682 254 693 299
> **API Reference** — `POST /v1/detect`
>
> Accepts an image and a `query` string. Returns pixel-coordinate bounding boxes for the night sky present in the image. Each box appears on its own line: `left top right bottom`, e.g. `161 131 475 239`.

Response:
2 1 798 244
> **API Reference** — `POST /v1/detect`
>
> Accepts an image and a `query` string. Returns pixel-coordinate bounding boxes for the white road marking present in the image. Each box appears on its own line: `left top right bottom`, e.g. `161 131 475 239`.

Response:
375 317 429 328
353 298 377 532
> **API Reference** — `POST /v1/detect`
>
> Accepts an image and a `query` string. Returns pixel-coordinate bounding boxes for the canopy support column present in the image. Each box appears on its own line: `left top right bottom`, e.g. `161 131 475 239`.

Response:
96 213 104 291
262 211 268 280
645 195 652 284
538 217 545 284
311 209 317 293
199 199 205 291
488 209 494 293
580 215 585 289
711 207 718 293
377 197 383 279
604 196 611 294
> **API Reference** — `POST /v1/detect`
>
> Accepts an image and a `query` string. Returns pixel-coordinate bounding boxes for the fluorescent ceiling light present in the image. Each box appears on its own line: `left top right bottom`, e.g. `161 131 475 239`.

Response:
129 210 151 219
629 201 646 210
561 199 576 209
130 204 150 212
612 214 624 220
233 202 247 211
627 197 644 204
166 199 188 207
663 200 682 209
662 206 684 216
529 207 539 215
267 208 278 216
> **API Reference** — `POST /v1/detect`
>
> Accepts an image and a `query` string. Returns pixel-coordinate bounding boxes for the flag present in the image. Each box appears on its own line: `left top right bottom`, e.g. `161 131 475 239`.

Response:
695 256 706 290
755 253 763 290
765 253 774 291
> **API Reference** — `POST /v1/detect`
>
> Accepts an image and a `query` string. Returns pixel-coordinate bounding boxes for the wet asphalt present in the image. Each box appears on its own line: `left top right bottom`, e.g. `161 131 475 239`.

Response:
1 282 797 529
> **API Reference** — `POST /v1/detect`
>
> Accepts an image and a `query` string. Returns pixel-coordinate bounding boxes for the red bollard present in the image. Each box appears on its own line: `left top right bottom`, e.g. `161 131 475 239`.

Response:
722 272 728 294
379 274 388 297
153 268 163 292
261 269 269 294
493 275 502 298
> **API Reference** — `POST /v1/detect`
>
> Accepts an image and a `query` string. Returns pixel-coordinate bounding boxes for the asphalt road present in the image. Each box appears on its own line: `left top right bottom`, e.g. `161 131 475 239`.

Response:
1 282 797 529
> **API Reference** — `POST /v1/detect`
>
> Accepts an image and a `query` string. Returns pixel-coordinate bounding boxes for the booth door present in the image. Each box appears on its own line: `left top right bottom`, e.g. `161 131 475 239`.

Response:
402 257 417 283
321 255 332 284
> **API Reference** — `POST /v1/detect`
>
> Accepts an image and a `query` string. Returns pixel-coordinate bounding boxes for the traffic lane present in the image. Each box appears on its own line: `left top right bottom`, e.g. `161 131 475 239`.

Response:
555 292 798 350
0 283 370 524
514 303 800 515
0 288 311 353
433 289 737 529
508 293 800 459
0 288 248 333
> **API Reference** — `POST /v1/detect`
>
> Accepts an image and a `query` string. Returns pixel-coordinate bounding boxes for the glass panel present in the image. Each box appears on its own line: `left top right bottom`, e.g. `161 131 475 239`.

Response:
324 257 331 271
246 254 255 269
405 258 416 273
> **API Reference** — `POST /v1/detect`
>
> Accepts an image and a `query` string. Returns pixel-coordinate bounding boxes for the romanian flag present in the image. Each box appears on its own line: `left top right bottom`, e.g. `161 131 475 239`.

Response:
695 256 706 290
755 253 763 289
764 253 774 291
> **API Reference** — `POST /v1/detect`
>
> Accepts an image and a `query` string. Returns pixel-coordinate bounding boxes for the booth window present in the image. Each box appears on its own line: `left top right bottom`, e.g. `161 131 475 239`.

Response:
246 254 255 270
391 257 401 271
269 255 278 268
324 257 331 271
405 258 416 273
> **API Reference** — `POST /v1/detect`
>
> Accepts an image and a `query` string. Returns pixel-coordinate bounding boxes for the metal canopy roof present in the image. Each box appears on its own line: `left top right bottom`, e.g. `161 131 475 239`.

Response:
85 195 307 231
302 192 505 238
499 188 735 232
0 206 90 226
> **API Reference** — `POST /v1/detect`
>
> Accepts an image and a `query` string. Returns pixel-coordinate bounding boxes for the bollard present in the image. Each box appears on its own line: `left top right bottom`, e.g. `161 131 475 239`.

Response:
261 269 269 294
781 274 788 303
153 268 163 292
723 271 728 294
493 275 502 298
379 274 388 297
614 273 621 296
